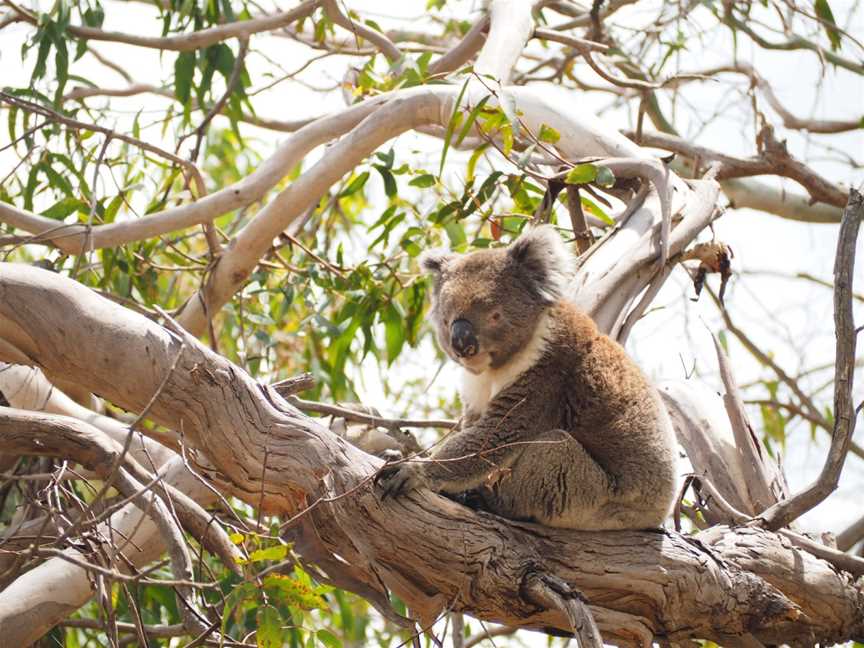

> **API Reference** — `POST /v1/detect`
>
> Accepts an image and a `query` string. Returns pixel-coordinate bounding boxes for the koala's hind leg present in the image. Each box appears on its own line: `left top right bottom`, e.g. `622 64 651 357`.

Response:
478 429 620 530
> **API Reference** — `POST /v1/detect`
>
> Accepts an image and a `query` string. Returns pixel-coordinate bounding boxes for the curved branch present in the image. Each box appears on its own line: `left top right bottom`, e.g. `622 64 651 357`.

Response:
722 12 864 76
0 362 177 466
630 129 848 209
427 15 490 76
759 189 862 530
0 406 242 575
0 92 398 250
0 264 862 645
175 83 655 336
473 0 537 84
682 64 863 135
721 177 842 223
322 0 402 63
6 0 319 51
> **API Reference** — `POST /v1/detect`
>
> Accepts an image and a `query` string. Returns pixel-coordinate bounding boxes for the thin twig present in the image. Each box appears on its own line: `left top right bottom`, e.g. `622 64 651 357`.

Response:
285 395 457 432
0 92 207 204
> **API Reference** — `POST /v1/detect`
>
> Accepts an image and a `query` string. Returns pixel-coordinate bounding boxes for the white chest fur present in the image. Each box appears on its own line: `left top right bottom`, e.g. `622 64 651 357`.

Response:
459 312 552 415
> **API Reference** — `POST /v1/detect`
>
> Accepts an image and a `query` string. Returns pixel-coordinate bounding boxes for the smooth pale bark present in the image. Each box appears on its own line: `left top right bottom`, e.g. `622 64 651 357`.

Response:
176 82 691 336
722 177 842 223
0 363 176 468
474 0 536 84
0 264 862 646
0 91 399 253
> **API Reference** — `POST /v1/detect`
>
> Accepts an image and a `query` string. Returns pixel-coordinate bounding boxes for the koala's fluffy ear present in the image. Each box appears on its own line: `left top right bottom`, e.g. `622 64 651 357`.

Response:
418 249 454 276
507 225 574 303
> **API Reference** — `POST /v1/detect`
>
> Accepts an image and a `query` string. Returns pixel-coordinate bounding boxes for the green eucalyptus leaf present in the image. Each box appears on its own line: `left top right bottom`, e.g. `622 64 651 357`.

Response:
538 124 560 143
247 544 288 563
595 165 616 188
256 605 283 648
814 0 842 50
439 77 470 177
409 173 436 188
174 50 196 104
341 171 370 197
565 164 598 185
41 196 88 220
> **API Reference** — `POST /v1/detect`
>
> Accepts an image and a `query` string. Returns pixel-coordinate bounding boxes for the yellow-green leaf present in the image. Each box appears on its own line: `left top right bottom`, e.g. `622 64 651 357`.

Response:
565 164 597 185
248 544 288 563
256 605 283 648
263 573 327 610
538 124 560 144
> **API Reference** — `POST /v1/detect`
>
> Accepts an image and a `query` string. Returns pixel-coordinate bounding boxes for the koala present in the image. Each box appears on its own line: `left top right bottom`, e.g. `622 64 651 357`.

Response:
376 225 678 530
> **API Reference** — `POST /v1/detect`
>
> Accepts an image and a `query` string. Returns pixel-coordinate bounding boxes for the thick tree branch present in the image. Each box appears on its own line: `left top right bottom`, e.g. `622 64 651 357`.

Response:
473 0 537 84
0 407 242 574
1 265 863 646
721 178 842 223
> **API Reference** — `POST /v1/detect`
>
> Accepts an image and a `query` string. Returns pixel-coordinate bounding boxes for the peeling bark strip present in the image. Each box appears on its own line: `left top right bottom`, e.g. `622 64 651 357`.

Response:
0 264 862 646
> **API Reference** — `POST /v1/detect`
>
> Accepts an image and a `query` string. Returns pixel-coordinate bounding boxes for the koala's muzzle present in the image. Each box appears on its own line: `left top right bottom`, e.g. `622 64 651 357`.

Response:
451 319 479 358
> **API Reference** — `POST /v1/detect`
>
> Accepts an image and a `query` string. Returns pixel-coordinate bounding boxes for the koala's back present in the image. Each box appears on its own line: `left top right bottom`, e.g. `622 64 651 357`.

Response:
472 301 678 530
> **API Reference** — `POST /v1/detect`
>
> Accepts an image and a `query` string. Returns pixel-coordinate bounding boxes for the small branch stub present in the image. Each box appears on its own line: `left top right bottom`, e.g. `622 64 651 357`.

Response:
521 571 603 648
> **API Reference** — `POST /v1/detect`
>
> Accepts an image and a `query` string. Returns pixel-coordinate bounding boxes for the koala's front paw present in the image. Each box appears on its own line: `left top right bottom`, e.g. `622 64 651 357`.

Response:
375 461 425 499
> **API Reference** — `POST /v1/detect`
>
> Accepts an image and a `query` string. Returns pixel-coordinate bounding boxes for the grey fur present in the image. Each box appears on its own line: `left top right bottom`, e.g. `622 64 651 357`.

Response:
378 225 678 530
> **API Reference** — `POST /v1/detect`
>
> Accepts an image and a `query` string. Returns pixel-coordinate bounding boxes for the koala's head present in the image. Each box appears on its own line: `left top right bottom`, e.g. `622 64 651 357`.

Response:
419 225 573 374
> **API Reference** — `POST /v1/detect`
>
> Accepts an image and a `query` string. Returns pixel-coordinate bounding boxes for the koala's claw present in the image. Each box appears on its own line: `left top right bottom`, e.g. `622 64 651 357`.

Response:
375 462 422 500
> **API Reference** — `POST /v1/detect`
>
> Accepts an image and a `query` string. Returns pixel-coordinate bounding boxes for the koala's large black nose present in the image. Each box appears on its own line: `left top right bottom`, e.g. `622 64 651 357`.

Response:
451 319 478 358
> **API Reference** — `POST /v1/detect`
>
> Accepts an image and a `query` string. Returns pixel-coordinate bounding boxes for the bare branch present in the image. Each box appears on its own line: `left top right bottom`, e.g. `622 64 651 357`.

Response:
473 0 537 84
322 0 402 63
677 64 863 134
708 286 864 460
721 11 864 76
759 189 862 530
721 177 842 224
287 395 456 432
4 0 320 51
630 129 849 209
0 406 242 574
464 625 518 648
427 15 490 76
712 335 785 512
522 572 603 648
837 514 864 552
0 91 397 250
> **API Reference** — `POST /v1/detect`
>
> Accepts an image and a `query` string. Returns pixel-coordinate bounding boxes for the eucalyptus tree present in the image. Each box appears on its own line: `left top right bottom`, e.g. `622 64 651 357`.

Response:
0 0 861 646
